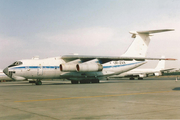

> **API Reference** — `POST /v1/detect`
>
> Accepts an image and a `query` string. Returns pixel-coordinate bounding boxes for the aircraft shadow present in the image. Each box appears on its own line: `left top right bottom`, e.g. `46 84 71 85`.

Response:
0 80 137 87
172 87 180 91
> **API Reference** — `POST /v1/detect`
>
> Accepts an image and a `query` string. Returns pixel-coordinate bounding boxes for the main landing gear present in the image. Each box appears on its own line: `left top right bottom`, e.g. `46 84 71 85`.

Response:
35 80 42 85
29 79 42 85
138 77 143 80
129 77 144 80
71 79 99 84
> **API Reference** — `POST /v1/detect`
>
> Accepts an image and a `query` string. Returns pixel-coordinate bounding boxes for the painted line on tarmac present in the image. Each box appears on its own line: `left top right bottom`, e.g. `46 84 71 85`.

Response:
14 90 175 103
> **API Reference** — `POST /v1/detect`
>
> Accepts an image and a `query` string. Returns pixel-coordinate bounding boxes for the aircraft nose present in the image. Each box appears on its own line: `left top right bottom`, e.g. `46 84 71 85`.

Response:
3 67 9 76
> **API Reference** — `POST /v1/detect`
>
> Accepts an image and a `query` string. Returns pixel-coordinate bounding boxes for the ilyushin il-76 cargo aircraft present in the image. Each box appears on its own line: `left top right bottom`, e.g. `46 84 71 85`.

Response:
3 29 175 85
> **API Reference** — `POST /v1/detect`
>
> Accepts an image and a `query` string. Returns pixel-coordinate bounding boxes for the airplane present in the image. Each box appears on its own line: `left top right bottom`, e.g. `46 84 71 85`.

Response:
3 29 175 85
110 56 175 80
0 69 12 81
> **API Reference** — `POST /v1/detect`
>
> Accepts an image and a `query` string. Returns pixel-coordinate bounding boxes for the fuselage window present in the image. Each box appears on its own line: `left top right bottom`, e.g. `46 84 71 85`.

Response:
8 61 23 67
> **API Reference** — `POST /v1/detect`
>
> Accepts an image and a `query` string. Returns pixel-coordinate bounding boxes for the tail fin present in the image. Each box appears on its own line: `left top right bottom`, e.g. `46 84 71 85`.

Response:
155 56 165 70
122 29 174 57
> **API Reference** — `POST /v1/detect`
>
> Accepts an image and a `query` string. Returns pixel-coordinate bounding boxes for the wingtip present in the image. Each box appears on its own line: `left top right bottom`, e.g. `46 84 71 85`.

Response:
165 58 177 60
167 29 175 31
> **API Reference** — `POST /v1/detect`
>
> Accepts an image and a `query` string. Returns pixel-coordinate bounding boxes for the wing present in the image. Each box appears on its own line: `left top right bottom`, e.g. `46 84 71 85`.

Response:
160 68 176 72
61 55 176 63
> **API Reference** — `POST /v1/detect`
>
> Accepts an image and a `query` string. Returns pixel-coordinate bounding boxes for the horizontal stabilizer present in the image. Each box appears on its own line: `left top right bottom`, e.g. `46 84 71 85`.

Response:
130 29 174 35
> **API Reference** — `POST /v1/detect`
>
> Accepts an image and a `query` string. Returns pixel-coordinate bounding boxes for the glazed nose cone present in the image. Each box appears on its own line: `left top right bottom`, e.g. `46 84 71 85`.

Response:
3 67 9 77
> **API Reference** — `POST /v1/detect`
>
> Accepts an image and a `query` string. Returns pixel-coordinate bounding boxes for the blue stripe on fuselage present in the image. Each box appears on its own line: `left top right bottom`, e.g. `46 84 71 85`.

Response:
8 61 144 70
103 61 144 69
9 66 60 70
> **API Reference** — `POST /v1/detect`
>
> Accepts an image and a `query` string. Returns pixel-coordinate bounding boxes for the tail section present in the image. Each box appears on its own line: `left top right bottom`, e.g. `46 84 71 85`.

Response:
155 56 165 70
122 29 174 57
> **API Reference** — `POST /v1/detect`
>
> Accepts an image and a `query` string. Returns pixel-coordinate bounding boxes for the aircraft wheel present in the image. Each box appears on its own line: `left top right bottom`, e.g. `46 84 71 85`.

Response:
80 80 85 84
71 80 79 84
129 78 135 80
91 79 99 83
138 77 143 80
85 80 91 83
35 80 42 85
29 81 35 83
80 80 90 84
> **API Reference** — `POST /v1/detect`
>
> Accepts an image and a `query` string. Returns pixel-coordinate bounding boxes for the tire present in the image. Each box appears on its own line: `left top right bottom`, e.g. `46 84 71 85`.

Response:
80 80 90 84
71 80 79 84
35 80 42 85
91 79 99 83
130 78 135 80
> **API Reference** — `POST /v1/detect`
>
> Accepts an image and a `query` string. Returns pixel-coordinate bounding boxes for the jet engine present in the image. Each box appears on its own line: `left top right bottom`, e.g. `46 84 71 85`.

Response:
139 74 147 78
60 64 77 72
76 63 103 72
154 72 162 76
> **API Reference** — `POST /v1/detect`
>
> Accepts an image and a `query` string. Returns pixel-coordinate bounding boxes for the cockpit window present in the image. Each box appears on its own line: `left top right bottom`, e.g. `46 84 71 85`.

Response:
8 61 23 67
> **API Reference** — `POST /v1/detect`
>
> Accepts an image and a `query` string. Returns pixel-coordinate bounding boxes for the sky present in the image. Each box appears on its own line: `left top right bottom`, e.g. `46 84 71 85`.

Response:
0 0 180 69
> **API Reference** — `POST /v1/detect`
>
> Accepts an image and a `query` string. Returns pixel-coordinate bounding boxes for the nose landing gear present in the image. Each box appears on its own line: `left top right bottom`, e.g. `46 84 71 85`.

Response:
35 79 42 85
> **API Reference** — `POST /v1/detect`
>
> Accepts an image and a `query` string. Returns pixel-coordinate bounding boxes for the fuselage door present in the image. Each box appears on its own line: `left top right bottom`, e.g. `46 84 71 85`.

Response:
37 65 43 76
25 66 31 77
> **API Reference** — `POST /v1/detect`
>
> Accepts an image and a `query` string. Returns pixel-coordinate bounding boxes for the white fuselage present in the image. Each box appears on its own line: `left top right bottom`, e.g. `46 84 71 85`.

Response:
6 56 146 81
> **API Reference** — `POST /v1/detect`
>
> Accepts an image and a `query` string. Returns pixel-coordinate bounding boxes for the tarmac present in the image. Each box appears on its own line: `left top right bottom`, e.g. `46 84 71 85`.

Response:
0 77 180 119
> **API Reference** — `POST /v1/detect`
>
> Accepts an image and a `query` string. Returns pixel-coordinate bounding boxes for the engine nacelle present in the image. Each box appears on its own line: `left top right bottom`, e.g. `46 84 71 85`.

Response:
60 64 77 72
154 72 162 76
76 63 103 72
139 74 147 78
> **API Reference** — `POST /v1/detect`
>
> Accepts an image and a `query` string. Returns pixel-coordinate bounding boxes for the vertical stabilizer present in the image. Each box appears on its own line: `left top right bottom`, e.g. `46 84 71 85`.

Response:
121 29 174 57
155 56 165 70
